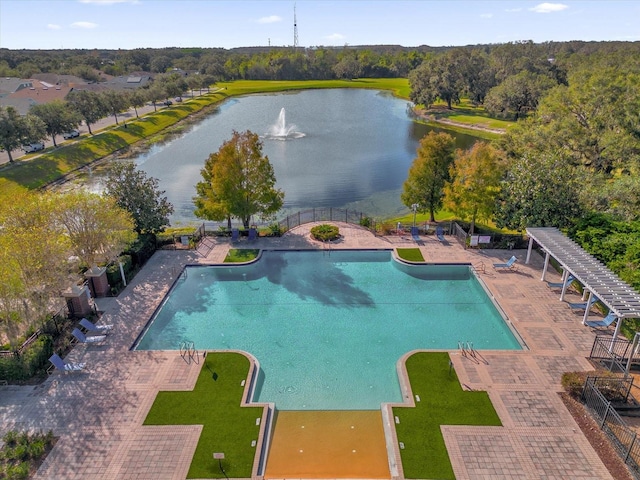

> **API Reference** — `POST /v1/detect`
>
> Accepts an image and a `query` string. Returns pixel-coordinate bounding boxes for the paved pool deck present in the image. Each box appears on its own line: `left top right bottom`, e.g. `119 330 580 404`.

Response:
0 223 619 479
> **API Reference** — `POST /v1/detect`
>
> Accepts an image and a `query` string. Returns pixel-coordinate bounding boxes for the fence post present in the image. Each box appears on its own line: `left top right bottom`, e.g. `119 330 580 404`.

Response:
313 208 315 222
345 209 348 223
625 432 637 462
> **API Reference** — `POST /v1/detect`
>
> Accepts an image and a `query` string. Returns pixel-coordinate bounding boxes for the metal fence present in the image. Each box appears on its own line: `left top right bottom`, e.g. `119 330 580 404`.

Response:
582 376 640 479
590 335 635 374
277 208 376 233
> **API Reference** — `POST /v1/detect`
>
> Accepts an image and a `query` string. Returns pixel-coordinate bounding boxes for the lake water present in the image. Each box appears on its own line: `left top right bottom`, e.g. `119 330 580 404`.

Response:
99 89 479 224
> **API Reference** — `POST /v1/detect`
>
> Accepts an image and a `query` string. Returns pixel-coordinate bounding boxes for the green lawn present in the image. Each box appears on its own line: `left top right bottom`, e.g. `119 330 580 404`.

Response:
144 352 263 479
224 248 260 263
396 248 425 262
393 352 501 479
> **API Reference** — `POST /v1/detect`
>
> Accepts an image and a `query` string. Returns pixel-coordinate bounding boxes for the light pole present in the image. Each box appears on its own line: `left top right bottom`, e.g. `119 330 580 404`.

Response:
213 452 228 479
411 203 419 228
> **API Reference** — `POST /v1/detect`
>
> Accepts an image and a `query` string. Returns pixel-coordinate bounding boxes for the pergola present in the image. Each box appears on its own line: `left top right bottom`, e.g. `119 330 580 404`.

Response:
525 227 640 340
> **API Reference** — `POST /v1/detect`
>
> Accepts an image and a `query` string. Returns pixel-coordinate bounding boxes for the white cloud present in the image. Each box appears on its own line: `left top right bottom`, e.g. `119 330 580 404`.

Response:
326 33 345 41
529 3 569 13
480 13 493 18
257 15 282 24
71 21 98 29
47 24 62 30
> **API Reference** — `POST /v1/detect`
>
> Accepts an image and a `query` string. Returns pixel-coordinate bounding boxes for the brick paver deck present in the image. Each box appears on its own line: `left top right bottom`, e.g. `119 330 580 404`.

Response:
0 224 621 479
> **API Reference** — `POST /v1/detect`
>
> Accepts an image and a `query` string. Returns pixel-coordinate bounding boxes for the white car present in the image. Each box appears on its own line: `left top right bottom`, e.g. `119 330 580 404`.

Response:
63 129 80 139
23 142 45 153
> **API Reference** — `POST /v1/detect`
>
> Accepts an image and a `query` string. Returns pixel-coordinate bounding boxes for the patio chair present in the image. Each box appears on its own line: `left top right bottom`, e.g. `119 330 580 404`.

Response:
436 226 446 243
410 226 420 242
248 227 257 241
568 295 599 310
48 354 85 373
493 255 517 271
79 317 113 335
72 328 107 345
584 311 618 328
231 228 239 242
547 275 575 289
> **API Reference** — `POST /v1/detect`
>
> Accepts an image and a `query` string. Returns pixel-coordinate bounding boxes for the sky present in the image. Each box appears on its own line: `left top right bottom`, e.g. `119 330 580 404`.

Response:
1 0 639 50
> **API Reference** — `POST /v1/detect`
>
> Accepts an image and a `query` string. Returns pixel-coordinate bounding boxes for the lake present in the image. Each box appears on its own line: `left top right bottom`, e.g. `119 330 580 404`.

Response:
94 89 479 224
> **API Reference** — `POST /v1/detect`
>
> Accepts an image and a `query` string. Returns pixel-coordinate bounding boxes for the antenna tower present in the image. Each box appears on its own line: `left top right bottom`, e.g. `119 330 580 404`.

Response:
293 3 299 49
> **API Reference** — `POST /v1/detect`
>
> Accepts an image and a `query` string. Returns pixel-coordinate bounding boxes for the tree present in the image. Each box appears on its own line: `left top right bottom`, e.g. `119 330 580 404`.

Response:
0 191 72 346
401 131 456 222
100 90 129 125
127 89 147 118
104 162 174 234
484 71 556 120
0 106 46 162
494 153 583 231
409 50 465 109
332 54 361 80
30 100 82 147
194 130 284 228
55 191 135 269
66 89 107 135
443 142 504 234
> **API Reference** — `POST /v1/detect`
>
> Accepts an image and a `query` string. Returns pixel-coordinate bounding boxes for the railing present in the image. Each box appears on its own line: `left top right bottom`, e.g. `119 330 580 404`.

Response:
582 377 640 478
180 340 199 365
277 208 376 234
451 222 469 248
590 336 633 374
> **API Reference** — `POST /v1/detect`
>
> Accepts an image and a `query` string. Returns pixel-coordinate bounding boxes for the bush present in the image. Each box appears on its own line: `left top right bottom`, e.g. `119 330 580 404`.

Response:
106 254 133 291
125 234 156 267
359 216 372 228
561 371 594 398
0 336 53 382
310 224 340 241
1 430 56 480
268 223 282 237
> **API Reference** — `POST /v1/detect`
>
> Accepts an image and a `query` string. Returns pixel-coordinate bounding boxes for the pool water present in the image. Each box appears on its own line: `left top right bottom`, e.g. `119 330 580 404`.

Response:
136 250 521 410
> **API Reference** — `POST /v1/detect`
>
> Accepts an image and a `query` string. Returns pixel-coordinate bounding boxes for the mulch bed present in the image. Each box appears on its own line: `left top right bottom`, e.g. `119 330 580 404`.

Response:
560 392 636 480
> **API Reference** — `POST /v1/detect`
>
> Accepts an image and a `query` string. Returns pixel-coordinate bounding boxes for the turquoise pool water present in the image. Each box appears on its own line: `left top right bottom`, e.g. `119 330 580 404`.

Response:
135 250 521 410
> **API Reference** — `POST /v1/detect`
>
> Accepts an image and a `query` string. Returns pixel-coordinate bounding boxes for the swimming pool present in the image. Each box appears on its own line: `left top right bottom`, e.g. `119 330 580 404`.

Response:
135 250 521 410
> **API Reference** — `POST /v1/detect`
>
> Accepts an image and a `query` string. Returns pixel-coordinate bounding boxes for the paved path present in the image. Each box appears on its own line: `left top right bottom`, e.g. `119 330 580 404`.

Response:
0 224 619 479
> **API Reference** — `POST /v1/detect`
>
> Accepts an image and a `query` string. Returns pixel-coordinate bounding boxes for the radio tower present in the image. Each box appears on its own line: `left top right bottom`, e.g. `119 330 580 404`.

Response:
293 3 299 49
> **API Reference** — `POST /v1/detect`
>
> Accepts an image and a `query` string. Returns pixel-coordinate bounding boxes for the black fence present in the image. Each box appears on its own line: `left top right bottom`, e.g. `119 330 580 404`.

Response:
277 208 376 233
582 376 640 479
590 335 636 373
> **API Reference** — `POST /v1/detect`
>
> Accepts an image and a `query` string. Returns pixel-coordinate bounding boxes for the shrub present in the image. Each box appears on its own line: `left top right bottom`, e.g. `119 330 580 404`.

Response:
268 223 282 237
561 371 592 398
310 224 340 241
0 336 53 382
359 216 372 228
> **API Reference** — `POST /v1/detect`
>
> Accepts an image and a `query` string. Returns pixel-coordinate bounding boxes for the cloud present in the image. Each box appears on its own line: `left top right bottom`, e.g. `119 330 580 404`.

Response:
47 24 62 30
71 21 98 29
326 33 345 42
529 3 569 13
257 15 282 24
480 13 493 18
79 0 138 4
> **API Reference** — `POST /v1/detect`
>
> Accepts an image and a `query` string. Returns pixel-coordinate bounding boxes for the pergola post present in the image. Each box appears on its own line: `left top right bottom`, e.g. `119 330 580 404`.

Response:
581 291 595 325
610 316 623 351
541 251 550 281
526 237 534 264
559 270 570 301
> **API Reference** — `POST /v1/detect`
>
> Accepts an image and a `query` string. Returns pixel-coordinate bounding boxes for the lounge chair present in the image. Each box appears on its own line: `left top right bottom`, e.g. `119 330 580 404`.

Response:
493 255 517 270
410 226 420 242
231 228 239 242
547 275 575 289
584 311 618 328
568 295 599 310
72 328 107 344
248 227 257 241
49 354 85 373
79 317 113 335
436 226 446 242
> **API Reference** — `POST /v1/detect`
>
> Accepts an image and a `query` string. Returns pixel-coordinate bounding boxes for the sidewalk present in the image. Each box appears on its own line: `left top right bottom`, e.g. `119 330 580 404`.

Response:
0 225 619 479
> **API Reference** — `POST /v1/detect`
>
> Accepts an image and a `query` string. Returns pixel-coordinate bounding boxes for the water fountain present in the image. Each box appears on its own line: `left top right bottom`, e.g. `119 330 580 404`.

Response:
266 108 305 140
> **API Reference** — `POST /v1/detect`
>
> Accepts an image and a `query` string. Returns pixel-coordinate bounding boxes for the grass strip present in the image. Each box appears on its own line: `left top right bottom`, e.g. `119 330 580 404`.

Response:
144 352 262 479
396 248 425 262
224 249 260 263
393 352 501 479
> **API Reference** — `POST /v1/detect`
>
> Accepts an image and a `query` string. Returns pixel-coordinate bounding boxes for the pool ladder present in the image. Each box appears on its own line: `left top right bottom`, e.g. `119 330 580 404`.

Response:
180 340 200 365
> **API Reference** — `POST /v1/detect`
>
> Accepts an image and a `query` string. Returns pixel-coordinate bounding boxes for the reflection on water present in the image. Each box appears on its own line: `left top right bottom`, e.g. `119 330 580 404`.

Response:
89 89 479 224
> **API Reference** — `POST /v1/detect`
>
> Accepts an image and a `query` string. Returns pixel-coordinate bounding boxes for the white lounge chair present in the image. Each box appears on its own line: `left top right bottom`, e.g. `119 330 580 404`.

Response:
568 295 599 310
72 328 107 344
79 317 113 335
49 354 85 373
547 275 575 289
585 311 618 328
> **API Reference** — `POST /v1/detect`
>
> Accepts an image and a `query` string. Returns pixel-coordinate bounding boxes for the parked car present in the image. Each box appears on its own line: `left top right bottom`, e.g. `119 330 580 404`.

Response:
174 96 182 102
63 129 80 139
163 100 173 106
23 142 45 153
